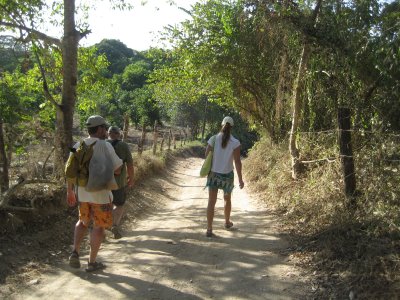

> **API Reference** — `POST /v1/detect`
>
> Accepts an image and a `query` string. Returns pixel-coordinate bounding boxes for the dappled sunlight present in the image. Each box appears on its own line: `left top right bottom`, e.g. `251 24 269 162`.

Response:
19 156 307 300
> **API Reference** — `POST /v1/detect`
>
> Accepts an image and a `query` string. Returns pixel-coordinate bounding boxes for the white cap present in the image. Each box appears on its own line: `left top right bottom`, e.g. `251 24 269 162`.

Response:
221 116 234 126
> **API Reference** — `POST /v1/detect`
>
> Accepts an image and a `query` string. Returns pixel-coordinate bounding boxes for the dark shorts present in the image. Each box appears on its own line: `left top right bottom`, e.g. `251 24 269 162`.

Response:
206 171 235 195
112 187 127 206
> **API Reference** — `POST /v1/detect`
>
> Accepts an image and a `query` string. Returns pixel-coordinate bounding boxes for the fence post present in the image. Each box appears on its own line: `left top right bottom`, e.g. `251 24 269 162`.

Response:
338 107 356 204
160 133 165 152
168 129 172 150
180 130 183 147
184 128 188 144
152 121 158 155
138 124 146 155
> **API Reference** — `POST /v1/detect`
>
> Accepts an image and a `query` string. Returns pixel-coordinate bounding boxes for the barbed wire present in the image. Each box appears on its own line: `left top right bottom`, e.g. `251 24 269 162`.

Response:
296 128 400 137
296 128 400 164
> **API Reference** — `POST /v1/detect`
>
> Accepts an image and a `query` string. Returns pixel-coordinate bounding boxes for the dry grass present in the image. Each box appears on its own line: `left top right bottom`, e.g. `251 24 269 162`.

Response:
244 137 400 299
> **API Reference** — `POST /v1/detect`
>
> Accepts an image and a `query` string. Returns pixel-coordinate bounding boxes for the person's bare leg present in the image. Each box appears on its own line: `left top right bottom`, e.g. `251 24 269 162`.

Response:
224 193 232 225
73 221 87 253
88 226 104 263
207 188 218 230
112 205 125 226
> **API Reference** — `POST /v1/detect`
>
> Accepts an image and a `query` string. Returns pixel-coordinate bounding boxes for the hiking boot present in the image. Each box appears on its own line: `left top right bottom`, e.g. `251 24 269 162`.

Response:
111 226 122 239
69 251 80 268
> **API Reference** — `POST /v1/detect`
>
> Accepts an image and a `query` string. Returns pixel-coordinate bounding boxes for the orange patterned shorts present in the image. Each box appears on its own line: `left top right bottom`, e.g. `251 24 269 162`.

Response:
78 202 113 228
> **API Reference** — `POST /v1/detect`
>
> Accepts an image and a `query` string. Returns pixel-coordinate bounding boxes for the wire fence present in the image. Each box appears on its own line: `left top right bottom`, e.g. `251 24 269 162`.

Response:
298 129 400 163
6 125 193 184
297 127 400 217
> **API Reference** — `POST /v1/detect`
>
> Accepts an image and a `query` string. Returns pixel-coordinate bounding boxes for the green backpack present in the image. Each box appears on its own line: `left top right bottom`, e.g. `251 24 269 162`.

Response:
65 140 96 186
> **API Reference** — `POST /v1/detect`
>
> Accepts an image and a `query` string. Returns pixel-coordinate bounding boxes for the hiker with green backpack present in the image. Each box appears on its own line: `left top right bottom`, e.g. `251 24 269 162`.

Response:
65 115 123 272
106 126 134 239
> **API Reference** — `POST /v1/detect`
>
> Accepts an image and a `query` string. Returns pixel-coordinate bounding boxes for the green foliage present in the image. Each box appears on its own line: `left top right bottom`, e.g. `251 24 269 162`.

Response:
0 70 41 123
77 46 112 116
121 60 151 90
94 39 143 76
89 40 163 129
152 0 303 138
0 0 46 28
0 37 27 72
130 86 160 127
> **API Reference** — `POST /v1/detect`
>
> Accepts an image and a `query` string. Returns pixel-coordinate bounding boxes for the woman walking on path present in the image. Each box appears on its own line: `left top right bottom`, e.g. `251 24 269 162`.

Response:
205 116 244 237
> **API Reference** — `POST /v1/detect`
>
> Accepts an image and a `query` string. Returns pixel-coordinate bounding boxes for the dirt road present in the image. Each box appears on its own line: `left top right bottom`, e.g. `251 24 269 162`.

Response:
13 157 309 299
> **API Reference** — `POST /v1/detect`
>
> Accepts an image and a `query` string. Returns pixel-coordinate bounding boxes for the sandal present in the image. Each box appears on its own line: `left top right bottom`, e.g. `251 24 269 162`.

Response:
206 229 216 238
85 261 106 272
111 226 122 239
224 221 234 229
69 251 80 269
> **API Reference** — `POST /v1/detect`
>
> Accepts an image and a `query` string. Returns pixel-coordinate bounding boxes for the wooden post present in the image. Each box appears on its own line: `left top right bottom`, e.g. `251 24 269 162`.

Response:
138 124 146 155
152 121 158 155
168 129 172 150
180 130 183 147
160 133 165 152
338 107 356 203
184 127 188 144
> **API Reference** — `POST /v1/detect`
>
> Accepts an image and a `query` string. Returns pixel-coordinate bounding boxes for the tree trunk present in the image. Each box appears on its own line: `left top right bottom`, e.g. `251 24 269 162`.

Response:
53 0 79 177
275 47 289 142
288 0 322 179
0 121 9 192
122 113 129 142
289 43 311 179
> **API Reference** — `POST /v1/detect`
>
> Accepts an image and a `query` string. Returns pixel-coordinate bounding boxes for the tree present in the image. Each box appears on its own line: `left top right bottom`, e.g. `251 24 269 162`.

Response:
289 0 322 179
95 39 141 76
0 1 133 177
0 70 39 191
0 0 89 175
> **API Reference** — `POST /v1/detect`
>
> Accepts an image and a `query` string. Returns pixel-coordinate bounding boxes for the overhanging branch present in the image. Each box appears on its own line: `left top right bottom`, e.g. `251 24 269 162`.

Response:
0 21 61 47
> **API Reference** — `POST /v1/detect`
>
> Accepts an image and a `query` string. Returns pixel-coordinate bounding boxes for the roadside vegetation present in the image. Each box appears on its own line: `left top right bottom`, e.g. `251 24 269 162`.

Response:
244 137 400 299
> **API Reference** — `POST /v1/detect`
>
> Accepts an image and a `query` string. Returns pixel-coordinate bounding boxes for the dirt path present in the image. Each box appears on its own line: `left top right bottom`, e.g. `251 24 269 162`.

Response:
13 157 309 300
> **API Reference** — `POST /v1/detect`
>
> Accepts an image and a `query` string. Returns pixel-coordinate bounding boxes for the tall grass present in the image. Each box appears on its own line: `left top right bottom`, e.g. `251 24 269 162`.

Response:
244 136 400 299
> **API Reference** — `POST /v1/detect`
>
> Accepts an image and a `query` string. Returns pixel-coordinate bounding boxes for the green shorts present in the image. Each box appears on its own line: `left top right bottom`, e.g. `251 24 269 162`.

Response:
206 171 234 195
